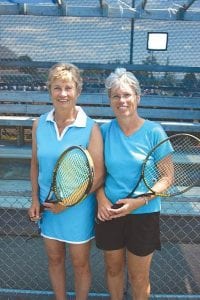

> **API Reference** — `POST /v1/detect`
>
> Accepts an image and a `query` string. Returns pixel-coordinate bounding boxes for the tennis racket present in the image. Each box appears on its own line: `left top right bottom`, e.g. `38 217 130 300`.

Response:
96 133 200 222
40 145 94 212
116 133 200 205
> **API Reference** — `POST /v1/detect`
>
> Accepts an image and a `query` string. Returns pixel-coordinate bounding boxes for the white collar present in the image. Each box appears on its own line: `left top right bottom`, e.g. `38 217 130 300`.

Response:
46 106 87 127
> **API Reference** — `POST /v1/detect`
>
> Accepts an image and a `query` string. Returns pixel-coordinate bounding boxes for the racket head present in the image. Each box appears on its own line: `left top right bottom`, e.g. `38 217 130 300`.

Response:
142 133 200 197
52 145 94 207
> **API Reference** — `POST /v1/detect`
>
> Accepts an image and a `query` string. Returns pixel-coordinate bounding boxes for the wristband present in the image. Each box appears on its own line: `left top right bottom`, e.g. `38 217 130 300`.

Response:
144 196 149 205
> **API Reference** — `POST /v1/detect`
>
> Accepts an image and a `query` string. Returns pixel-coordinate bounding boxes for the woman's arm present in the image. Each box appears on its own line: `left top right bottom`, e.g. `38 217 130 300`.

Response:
109 155 174 218
28 118 41 221
96 186 115 221
88 123 105 193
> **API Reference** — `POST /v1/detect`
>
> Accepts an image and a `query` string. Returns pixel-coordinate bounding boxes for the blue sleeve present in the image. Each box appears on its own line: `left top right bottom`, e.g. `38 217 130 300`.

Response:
149 123 173 161
100 121 111 141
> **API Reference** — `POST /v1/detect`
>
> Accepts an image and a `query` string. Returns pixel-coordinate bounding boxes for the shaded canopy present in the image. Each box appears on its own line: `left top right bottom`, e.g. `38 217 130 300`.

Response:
0 0 199 21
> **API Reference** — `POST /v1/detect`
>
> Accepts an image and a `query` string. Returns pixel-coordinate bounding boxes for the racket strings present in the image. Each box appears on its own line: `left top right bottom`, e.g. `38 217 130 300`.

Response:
144 134 200 197
171 135 200 194
54 149 92 206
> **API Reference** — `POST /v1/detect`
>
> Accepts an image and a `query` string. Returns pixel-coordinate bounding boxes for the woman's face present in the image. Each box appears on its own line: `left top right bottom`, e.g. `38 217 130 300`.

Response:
110 83 140 119
50 78 78 111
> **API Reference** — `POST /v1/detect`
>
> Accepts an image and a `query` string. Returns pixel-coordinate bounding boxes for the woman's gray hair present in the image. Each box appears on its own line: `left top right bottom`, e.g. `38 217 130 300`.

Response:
105 68 141 96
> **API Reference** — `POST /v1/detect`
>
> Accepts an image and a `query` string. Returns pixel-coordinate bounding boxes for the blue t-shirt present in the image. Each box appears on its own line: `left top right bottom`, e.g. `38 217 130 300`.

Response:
101 119 173 214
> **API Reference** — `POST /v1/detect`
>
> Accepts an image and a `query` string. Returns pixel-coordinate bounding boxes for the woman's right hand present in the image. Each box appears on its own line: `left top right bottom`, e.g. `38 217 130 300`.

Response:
28 200 41 222
97 199 114 222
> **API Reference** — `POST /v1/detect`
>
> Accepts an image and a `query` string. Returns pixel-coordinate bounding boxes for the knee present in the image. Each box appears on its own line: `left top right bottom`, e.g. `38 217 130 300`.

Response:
129 272 150 290
106 263 123 277
72 257 90 273
48 252 65 266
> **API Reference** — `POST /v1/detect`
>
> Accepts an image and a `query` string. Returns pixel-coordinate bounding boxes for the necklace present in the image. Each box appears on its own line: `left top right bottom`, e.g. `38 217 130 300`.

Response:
54 110 77 133
55 118 75 128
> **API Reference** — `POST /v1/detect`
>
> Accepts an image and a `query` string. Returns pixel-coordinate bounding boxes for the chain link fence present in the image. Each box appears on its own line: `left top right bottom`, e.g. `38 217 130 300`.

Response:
0 170 200 297
0 1 200 298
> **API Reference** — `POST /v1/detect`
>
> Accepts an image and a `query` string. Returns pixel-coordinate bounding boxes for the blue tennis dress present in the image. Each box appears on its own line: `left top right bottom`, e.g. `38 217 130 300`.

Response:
37 107 96 244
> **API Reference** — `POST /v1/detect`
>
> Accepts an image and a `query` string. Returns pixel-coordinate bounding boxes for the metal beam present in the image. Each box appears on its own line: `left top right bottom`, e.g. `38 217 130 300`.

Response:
135 0 148 12
56 0 63 5
182 0 198 10
0 3 200 20
0 59 200 74
176 0 198 20
99 0 109 17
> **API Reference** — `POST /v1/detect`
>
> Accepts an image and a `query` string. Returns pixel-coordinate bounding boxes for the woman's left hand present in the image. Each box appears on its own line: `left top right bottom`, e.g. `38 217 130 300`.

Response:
108 197 144 218
43 202 66 214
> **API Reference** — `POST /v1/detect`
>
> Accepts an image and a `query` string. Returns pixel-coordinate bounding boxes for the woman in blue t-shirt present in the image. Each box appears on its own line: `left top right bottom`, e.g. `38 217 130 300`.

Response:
95 68 173 300
28 63 104 300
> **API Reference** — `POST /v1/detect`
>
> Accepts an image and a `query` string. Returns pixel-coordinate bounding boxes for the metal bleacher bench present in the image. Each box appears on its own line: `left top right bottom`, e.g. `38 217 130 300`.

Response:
0 90 199 234
0 90 200 159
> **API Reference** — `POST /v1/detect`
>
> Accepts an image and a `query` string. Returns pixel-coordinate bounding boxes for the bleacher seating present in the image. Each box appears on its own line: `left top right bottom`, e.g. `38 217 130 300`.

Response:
0 91 199 153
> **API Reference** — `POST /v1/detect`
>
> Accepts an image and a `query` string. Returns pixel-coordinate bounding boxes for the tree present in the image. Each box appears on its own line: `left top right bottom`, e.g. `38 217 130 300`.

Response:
18 55 38 76
161 72 176 87
182 73 198 91
134 53 160 87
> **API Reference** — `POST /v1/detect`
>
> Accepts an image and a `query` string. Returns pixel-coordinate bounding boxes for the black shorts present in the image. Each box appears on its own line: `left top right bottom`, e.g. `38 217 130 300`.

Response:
95 212 161 256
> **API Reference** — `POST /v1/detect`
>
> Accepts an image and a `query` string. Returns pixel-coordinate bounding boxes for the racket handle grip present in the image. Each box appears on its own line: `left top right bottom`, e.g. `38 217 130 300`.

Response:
40 199 57 213
95 203 124 224
111 203 124 209
40 204 45 213
132 192 154 199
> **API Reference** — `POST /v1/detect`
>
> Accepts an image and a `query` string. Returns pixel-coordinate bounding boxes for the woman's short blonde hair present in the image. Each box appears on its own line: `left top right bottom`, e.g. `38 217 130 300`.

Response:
105 68 141 97
47 62 83 94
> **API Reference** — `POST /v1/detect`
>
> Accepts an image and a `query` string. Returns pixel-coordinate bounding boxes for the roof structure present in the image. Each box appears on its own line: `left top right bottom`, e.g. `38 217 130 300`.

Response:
0 0 199 21
0 0 199 68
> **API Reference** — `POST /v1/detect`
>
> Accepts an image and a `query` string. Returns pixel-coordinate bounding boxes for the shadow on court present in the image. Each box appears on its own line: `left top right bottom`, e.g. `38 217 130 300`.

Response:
0 208 200 299
0 235 200 299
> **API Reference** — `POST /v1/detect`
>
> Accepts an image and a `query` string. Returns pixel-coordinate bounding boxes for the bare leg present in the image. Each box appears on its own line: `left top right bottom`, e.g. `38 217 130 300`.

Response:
69 241 92 300
127 250 153 300
104 249 125 300
44 238 67 300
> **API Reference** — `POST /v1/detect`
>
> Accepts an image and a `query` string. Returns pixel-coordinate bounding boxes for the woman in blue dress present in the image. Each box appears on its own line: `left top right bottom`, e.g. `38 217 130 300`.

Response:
95 68 173 300
28 63 104 300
